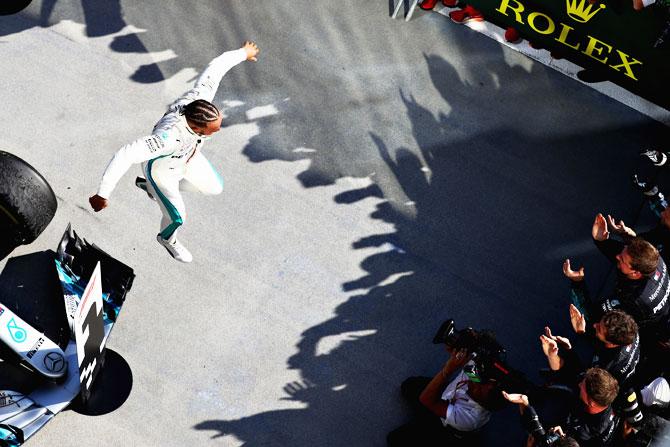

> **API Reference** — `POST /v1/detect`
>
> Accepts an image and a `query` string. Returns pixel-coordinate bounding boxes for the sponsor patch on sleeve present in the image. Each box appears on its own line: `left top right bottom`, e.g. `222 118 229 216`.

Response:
144 135 166 153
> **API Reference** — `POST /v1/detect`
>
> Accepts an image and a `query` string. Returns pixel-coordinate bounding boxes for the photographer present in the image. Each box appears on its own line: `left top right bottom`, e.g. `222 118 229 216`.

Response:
503 391 580 447
387 327 506 446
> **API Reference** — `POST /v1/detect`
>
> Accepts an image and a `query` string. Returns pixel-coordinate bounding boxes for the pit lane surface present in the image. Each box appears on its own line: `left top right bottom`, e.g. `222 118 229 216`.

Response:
0 1 667 445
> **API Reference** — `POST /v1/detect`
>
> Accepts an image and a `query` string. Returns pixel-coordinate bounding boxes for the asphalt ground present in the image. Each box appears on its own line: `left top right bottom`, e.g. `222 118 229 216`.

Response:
0 1 669 445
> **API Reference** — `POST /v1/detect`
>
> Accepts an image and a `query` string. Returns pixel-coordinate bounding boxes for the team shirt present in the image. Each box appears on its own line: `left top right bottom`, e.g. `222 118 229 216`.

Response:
439 362 491 432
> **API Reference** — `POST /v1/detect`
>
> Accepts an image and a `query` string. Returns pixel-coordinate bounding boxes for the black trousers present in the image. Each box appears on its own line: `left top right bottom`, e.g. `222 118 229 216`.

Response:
387 377 482 447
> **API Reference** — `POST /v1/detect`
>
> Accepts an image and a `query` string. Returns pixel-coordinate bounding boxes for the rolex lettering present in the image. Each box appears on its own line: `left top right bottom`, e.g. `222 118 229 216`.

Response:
495 0 643 80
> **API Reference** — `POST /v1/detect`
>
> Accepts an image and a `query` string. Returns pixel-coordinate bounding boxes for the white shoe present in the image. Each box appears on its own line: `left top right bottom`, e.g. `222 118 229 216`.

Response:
156 234 193 263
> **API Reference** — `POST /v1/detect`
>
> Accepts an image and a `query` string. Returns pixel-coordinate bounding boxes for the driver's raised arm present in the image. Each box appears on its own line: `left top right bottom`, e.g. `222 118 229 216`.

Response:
184 41 259 103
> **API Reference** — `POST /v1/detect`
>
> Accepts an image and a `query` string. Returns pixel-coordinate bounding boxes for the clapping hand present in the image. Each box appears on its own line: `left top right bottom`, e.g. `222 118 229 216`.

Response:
592 213 610 241
607 214 636 238
502 391 529 407
563 259 585 282
540 332 559 358
544 326 572 350
569 304 586 334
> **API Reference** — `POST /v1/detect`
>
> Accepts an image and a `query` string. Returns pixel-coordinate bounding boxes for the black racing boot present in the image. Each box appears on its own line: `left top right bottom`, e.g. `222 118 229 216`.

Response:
135 177 156 201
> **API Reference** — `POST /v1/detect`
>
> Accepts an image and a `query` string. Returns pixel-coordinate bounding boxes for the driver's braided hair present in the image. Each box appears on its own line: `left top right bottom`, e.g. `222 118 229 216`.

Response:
182 99 220 126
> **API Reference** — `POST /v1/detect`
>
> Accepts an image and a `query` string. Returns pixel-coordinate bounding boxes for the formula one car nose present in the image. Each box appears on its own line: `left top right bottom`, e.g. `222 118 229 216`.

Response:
0 225 135 445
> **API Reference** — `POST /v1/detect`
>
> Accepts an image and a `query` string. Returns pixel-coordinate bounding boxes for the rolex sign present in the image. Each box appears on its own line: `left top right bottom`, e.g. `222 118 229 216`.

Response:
467 0 670 109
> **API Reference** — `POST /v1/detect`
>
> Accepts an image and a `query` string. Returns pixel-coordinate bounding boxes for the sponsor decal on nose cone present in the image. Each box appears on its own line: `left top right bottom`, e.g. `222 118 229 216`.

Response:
0 1 32 16
26 337 44 359
6 318 26 343
43 352 66 374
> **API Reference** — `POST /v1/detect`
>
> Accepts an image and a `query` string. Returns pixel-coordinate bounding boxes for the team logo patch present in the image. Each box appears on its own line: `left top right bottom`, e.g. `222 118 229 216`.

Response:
7 318 26 343
655 270 661 281
44 352 66 374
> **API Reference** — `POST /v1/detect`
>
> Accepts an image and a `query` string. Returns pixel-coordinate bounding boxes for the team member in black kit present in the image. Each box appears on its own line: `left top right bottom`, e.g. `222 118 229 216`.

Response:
561 368 622 447
540 310 640 391
565 214 670 347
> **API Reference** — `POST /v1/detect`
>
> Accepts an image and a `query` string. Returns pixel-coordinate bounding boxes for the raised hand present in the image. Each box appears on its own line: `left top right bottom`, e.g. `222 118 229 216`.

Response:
540 333 559 358
242 41 260 62
544 326 572 350
502 391 529 407
607 214 636 238
592 213 610 241
563 259 585 282
569 304 587 334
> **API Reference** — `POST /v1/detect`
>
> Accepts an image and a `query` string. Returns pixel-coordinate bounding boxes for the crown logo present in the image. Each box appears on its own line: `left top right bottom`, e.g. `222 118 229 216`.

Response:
565 0 606 23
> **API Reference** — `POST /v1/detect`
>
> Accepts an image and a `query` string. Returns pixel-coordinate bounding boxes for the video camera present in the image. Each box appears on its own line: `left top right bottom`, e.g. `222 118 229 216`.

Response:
523 405 563 446
433 319 479 351
433 319 532 393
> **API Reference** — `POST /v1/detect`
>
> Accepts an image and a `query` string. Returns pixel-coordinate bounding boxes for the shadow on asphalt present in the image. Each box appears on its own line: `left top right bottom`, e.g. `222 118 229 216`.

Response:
193 32 668 447
0 0 169 83
3 2 668 444
70 348 133 416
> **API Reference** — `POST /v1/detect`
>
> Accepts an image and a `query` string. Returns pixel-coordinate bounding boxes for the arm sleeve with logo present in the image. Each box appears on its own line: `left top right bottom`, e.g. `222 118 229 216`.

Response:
595 338 639 386
176 48 247 105
96 133 177 199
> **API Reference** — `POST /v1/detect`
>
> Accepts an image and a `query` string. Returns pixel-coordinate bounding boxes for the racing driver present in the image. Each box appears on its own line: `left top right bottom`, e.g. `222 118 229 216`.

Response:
89 41 260 263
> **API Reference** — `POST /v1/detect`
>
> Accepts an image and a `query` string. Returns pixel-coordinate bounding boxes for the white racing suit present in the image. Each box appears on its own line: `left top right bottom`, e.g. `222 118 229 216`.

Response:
96 48 247 241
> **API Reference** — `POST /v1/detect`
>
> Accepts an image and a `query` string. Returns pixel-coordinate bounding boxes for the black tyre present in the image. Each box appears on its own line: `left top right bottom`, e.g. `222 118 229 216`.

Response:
0 151 57 245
